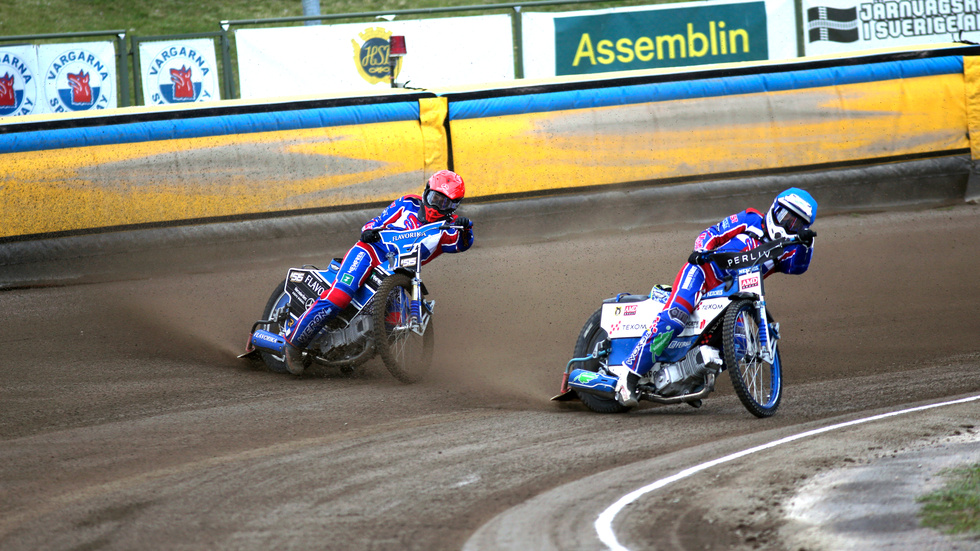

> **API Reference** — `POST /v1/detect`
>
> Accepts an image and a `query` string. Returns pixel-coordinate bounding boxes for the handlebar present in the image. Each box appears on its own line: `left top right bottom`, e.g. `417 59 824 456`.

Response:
698 230 816 269
372 220 471 233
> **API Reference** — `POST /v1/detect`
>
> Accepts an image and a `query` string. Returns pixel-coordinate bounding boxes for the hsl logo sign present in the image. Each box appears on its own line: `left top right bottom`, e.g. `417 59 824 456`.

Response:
351 27 402 85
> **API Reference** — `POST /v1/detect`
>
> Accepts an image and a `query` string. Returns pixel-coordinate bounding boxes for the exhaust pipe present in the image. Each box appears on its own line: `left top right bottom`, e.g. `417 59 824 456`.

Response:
246 329 286 355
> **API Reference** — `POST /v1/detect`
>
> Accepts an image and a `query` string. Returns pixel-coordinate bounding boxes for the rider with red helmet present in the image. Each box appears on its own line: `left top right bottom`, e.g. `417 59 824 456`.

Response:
283 170 474 374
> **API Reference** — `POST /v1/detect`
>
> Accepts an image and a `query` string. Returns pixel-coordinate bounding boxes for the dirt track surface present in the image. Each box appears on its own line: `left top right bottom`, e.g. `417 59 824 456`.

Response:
1 203 979 550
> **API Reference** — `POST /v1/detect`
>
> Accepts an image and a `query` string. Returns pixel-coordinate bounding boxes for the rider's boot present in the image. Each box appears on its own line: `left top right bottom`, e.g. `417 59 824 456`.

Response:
284 342 307 375
282 297 343 376
612 365 640 407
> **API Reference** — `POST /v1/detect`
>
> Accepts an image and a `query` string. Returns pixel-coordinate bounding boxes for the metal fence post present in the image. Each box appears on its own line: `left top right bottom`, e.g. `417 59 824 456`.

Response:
116 32 131 107
512 6 525 80
220 24 236 100
795 0 806 57
131 35 144 106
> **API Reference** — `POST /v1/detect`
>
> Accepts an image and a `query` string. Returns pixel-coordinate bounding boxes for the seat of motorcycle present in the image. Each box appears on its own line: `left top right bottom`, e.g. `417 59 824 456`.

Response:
603 294 651 304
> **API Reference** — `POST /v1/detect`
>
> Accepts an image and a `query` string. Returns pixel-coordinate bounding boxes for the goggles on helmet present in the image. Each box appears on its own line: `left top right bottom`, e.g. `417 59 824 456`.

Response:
772 204 808 234
424 189 461 214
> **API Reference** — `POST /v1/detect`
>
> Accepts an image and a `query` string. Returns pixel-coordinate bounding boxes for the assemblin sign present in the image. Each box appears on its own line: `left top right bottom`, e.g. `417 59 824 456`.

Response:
554 2 769 75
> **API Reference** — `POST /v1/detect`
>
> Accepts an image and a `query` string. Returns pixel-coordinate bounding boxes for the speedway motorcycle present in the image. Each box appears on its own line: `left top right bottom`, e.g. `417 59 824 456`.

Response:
553 233 814 417
239 221 465 383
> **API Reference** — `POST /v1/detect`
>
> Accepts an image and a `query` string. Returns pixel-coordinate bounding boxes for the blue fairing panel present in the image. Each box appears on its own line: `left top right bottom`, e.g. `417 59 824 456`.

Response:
608 337 640 366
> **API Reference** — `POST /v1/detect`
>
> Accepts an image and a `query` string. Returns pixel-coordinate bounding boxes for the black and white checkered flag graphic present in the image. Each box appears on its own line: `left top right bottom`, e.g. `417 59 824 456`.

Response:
807 6 859 43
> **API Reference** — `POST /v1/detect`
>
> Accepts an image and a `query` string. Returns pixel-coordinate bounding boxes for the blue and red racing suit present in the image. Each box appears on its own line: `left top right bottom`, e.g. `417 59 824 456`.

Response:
285 195 474 348
622 208 812 376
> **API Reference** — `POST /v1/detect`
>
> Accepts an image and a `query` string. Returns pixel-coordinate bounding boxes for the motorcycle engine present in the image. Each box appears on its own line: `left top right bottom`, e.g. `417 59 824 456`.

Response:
654 346 723 397
317 313 373 359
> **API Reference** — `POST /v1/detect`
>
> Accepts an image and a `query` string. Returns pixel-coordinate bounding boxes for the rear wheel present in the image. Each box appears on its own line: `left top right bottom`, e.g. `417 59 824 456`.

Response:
573 308 629 413
258 280 291 374
372 273 434 383
722 299 782 418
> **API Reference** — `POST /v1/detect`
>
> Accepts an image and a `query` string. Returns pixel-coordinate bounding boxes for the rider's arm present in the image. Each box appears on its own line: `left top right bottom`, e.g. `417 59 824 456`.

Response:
693 209 765 252
774 243 813 275
363 196 416 231
438 216 474 254
446 228 474 253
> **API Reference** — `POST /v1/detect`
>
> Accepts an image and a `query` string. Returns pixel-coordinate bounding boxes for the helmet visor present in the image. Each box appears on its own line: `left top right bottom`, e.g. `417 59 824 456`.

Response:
773 205 808 234
424 189 461 214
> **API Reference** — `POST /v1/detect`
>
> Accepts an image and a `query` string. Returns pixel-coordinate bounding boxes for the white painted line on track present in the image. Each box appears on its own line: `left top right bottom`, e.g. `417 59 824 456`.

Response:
595 394 980 551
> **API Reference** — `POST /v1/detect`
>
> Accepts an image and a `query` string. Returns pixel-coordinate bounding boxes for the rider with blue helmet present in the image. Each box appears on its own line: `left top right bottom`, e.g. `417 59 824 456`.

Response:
615 188 818 407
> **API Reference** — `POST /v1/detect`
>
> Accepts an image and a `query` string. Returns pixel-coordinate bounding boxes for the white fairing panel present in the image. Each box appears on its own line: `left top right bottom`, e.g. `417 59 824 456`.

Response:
681 296 728 337
602 288 732 340
600 298 664 339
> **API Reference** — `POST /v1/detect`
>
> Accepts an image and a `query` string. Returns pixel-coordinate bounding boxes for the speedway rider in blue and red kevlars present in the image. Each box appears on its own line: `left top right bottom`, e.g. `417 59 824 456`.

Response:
282 170 474 374
615 188 818 407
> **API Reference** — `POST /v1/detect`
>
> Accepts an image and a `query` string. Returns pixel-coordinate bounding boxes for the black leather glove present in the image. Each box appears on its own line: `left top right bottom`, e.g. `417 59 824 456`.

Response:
360 228 381 244
454 216 473 229
797 228 817 247
688 250 711 265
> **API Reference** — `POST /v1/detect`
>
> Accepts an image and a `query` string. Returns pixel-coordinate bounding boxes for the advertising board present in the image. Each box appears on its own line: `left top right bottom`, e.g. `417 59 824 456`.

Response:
138 39 221 105
522 0 798 79
803 0 980 55
236 16 514 99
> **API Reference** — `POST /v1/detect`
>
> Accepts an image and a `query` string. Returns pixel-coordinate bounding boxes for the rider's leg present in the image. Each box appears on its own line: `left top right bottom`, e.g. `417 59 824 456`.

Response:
283 242 379 374
616 263 704 405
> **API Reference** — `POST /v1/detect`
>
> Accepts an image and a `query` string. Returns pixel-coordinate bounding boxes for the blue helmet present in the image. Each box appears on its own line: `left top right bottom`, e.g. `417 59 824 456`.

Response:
765 188 817 240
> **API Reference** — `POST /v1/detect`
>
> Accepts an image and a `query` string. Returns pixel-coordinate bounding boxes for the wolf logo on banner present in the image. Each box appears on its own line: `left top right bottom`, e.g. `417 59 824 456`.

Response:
0 49 38 117
807 6 859 42
170 66 195 99
0 73 15 107
67 71 92 104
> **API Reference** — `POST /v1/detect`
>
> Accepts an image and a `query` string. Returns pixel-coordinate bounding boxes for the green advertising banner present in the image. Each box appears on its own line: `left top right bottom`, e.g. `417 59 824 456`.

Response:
555 3 770 75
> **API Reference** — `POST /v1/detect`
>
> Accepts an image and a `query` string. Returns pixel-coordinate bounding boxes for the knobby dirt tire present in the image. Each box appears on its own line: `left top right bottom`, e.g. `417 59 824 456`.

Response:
258 279 291 374
573 307 629 413
372 273 434 384
722 299 782 418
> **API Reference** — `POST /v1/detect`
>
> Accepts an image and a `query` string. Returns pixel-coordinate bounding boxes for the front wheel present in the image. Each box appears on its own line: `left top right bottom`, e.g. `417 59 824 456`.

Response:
722 299 782 418
572 307 629 413
372 273 434 383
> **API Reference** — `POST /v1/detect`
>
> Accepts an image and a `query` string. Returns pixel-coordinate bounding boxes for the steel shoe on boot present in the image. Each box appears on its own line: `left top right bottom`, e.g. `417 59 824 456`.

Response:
284 342 307 375
615 369 640 408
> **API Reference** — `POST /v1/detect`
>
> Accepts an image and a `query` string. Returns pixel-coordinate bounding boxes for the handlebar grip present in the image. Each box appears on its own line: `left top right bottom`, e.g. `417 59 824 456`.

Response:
796 228 817 244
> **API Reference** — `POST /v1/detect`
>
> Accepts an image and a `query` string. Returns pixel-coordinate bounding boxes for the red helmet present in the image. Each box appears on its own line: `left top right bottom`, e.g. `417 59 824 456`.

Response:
422 170 465 221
